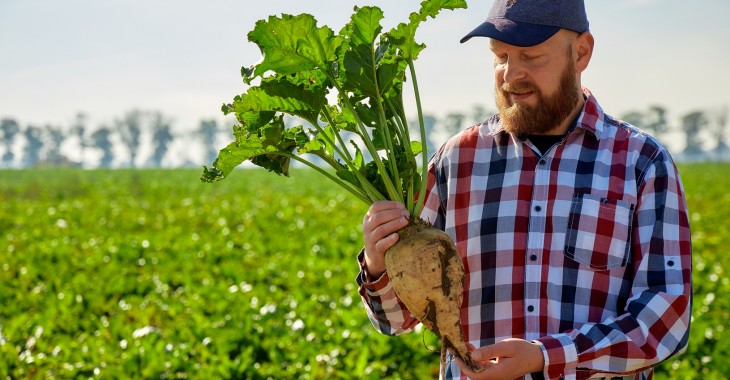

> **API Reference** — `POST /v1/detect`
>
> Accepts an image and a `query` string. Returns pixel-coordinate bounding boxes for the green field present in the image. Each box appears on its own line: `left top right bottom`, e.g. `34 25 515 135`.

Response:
1 164 728 379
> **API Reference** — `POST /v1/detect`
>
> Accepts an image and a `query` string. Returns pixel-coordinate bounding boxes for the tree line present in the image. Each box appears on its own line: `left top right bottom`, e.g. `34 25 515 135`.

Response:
0 110 222 169
0 104 727 169
620 104 728 161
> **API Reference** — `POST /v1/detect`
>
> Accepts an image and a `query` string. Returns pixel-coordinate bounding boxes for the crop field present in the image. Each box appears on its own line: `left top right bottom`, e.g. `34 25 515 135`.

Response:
1 163 728 379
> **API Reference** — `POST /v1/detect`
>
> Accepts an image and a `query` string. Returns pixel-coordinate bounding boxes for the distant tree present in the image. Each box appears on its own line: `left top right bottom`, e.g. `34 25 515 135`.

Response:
116 110 143 167
408 114 438 160
443 112 466 136
0 118 21 167
645 105 669 136
71 112 88 165
620 110 645 130
471 104 492 125
681 110 708 155
196 119 220 164
712 106 728 157
422 114 437 157
147 112 174 167
44 125 67 165
90 126 114 168
22 126 44 167
621 105 669 140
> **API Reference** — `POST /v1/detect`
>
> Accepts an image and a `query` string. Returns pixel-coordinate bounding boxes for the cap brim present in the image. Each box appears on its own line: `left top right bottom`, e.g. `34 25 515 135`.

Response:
460 19 560 47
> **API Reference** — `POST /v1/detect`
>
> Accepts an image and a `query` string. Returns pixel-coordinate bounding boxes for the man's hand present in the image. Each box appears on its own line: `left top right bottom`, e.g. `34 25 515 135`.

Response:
362 201 410 278
455 339 545 379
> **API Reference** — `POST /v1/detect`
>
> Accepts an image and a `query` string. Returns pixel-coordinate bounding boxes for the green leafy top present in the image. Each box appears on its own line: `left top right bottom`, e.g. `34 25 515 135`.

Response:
202 0 467 216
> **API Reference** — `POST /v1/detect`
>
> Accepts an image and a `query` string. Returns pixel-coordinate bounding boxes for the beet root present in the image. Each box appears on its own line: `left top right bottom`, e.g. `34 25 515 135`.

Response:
385 218 481 375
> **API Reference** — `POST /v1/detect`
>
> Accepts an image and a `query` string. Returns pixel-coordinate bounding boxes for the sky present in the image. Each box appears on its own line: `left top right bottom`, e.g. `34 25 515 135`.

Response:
1 0 729 163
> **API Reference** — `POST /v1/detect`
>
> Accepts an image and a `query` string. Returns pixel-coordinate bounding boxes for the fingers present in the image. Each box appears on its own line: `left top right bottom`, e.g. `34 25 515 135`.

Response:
363 202 410 240
454 356 487 379
471 340 517 365
362 201 410 277
454 340 545 379
365 200 406 215
471 344 494 364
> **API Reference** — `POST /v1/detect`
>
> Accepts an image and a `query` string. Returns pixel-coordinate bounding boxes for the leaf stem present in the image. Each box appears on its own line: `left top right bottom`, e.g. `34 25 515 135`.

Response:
316 150 385 202
371 72 404 205
318 107 387 202
283 152 372 204
320 107 354 162
384 103 416 214
386 97 411 146
408 59 429 217
303 117 350 167
327 74 401 203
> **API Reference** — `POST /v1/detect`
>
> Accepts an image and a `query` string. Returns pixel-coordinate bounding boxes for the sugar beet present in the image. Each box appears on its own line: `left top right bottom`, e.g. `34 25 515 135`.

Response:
385 218 481 376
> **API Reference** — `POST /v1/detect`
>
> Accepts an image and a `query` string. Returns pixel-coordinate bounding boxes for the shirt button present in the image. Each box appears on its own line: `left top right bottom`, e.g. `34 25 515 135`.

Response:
534 205 542 212
530 254 537 261
538 159 546 165
527 305 534 312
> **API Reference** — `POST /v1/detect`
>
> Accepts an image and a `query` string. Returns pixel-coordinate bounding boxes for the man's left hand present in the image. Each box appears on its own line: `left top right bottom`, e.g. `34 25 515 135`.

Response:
455 338 545 379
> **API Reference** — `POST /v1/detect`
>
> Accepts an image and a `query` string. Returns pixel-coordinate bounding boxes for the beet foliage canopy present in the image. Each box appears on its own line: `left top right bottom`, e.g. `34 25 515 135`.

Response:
202 0 467 216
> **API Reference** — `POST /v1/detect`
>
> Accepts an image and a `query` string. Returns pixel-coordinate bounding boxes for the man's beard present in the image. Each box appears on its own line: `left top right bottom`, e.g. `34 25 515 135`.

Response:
496 58 580 136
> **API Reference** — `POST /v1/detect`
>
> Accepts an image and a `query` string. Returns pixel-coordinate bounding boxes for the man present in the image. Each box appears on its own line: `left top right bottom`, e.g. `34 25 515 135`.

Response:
356 0 692 379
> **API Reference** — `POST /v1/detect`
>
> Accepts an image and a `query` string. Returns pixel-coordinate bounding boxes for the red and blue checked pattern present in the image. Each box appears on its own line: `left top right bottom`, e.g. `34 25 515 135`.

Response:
357 88 691 380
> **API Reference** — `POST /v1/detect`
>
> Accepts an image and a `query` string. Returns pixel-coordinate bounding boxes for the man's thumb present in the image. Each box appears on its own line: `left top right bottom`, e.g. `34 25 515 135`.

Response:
472 349 484 361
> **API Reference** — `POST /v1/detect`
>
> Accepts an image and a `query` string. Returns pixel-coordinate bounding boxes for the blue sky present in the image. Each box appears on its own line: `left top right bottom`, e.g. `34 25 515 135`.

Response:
1 0 728 140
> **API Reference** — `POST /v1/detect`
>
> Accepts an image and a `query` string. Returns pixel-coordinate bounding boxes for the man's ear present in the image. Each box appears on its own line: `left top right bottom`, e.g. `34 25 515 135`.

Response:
574 32 594 73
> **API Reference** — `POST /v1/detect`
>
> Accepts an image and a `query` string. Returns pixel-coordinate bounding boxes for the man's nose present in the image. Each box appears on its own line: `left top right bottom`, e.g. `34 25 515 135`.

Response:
501 58 528 84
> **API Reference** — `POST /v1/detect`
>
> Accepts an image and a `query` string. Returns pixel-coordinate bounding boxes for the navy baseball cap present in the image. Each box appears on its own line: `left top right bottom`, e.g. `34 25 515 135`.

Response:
460 0 589 46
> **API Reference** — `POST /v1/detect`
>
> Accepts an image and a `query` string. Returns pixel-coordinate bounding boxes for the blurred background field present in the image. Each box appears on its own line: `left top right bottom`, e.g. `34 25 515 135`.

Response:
0 163 728 379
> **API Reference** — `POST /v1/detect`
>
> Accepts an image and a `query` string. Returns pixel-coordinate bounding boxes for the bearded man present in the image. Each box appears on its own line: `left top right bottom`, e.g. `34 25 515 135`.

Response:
356 0 692 379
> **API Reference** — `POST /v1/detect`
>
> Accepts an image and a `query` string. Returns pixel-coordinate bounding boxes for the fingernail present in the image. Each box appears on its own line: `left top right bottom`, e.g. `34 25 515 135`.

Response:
472 351 483 361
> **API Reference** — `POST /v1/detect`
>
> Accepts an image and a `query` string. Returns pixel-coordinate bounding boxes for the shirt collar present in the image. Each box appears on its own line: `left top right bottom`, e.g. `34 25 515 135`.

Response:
576 87 604 139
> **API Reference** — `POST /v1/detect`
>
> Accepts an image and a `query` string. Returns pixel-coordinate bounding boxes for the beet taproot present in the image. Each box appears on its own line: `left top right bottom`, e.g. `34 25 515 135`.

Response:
385 218 481 376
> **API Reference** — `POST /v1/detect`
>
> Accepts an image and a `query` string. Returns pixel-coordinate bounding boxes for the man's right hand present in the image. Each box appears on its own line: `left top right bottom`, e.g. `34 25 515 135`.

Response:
362 201 411 279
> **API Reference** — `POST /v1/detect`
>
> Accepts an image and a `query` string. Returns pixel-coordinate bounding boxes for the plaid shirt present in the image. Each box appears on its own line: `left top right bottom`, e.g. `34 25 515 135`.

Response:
357 88 692 380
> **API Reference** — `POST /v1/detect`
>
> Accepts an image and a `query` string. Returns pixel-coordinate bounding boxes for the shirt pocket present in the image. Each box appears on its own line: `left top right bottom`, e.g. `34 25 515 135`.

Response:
564 193 635 270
